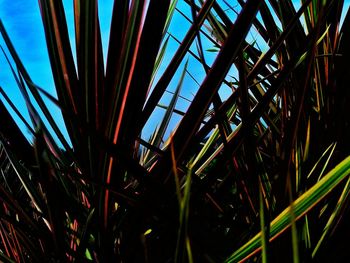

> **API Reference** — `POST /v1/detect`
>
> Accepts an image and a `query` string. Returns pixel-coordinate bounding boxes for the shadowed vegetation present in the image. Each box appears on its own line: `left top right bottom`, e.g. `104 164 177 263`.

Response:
1 0 350 262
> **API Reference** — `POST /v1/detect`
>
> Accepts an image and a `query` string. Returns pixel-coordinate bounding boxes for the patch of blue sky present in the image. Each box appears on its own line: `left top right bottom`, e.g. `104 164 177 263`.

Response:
1 0 350 148
341 1 350 26
142 0 258 141
141 0 234 141
0 0 114 147
0 0 58 143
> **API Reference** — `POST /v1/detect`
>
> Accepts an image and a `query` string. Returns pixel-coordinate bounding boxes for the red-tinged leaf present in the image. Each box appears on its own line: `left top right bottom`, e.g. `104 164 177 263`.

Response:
72 0 105 187
39 0 79 113
75 0 104 130
104 0 129 110
116 0 171 148
105 0 146 144
102 2 148 234
38 1 81 149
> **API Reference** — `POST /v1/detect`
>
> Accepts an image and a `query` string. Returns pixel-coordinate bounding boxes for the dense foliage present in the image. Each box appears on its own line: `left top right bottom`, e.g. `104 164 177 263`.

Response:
1 0 350 262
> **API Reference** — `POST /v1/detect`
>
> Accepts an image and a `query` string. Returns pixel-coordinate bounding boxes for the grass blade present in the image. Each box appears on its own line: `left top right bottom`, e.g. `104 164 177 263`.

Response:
312 176 350 258
225 155 350 262
150 0 262 181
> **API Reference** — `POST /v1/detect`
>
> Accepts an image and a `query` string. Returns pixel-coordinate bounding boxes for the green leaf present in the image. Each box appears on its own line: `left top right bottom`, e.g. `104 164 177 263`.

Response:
225 155 350 262
85 248 93 261
312 176 350 257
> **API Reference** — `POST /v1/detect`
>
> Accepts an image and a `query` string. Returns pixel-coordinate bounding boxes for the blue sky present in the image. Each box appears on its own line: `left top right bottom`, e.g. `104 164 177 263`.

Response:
0 0 114 143
0 1 53 140
0 0 208 144
0 1 349 145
